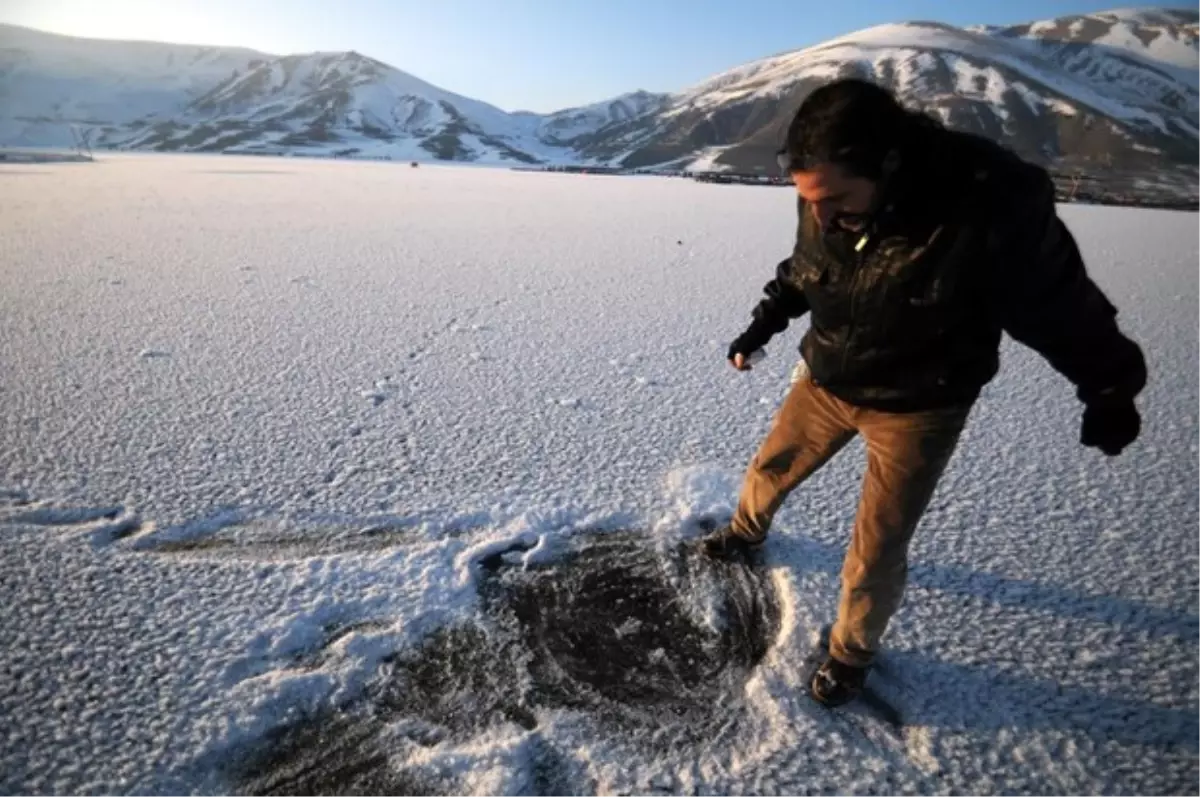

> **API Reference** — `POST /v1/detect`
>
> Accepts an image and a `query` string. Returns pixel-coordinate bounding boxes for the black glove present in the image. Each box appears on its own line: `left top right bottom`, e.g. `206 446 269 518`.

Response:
1080 400 1140 456
727 319 774 364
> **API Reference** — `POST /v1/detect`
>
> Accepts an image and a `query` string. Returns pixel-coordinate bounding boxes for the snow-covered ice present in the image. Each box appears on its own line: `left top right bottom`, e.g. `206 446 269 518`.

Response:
0 153 1196 795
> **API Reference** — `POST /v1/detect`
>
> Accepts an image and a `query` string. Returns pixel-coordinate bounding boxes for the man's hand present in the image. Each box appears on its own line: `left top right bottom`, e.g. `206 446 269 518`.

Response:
1080 400 1140 456
728 322 773 371
728 347 766 371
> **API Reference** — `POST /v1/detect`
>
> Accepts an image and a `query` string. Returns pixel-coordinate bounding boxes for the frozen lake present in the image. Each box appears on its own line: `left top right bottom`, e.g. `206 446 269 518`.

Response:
1 154 1197 794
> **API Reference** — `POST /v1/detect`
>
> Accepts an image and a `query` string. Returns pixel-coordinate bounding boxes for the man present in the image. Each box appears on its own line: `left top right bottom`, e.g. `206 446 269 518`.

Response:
701 79 1147 708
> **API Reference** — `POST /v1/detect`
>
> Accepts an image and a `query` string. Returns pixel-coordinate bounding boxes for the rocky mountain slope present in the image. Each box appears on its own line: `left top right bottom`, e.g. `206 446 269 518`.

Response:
0 8 1195 170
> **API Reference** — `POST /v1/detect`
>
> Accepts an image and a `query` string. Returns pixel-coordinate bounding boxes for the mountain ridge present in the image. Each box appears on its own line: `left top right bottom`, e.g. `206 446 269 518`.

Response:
1 7 1195 170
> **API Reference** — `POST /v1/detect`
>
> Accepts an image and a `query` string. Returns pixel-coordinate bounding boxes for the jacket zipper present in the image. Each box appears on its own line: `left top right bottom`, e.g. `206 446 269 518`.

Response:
841 233 870 374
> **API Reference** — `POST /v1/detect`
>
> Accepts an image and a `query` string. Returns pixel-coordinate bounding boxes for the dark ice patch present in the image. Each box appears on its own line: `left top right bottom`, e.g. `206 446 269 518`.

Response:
235 709 448 796
480 531 779 739
378 623 539 739
227 529 780 794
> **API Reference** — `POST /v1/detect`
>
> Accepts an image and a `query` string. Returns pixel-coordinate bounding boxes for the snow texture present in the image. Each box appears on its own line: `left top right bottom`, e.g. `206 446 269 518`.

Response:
0 154 1197 795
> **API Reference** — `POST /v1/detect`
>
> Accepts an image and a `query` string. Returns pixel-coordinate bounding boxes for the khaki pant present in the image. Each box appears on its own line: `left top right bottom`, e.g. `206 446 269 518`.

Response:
730 368 971 668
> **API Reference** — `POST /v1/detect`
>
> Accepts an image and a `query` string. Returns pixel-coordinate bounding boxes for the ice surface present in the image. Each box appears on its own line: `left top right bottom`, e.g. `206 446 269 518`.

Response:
0 154 1196 795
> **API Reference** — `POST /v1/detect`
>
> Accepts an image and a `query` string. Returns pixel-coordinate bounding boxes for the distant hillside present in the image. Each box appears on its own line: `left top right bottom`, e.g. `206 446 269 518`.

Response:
1 8 1195 172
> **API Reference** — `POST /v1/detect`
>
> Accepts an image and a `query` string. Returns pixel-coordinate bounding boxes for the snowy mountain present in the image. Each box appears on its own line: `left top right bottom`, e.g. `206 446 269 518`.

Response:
0 7 1196 169
0 22 667 163
116 49 557 163
531 90 671 145
586 7 1199 170
977 7 1198 97
0 23 265 148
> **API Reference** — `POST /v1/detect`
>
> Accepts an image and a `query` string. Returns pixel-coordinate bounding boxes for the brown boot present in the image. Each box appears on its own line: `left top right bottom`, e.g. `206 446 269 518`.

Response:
809 655 868 707
698 525 763 560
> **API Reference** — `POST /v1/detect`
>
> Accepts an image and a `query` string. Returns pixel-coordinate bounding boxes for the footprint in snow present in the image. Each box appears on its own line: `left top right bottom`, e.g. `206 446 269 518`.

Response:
361 376 399 406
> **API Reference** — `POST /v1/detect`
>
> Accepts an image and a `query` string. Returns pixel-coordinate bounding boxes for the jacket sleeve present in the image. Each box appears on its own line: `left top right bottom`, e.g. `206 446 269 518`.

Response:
749 256 810 334
989 169 1146 405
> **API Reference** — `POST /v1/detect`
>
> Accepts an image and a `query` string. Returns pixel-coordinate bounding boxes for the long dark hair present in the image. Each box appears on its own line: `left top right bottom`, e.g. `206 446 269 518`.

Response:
780 79 945 179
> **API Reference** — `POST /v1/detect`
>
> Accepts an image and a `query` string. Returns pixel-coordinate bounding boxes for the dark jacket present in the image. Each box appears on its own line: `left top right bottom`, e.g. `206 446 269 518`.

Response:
745 131 1147 413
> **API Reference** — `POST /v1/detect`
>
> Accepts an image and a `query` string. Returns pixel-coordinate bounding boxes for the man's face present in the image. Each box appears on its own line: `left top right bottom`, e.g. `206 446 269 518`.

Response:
792 163 878 233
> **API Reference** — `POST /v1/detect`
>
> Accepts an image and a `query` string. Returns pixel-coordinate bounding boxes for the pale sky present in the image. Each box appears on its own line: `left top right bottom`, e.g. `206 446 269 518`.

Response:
1 0 1193 112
